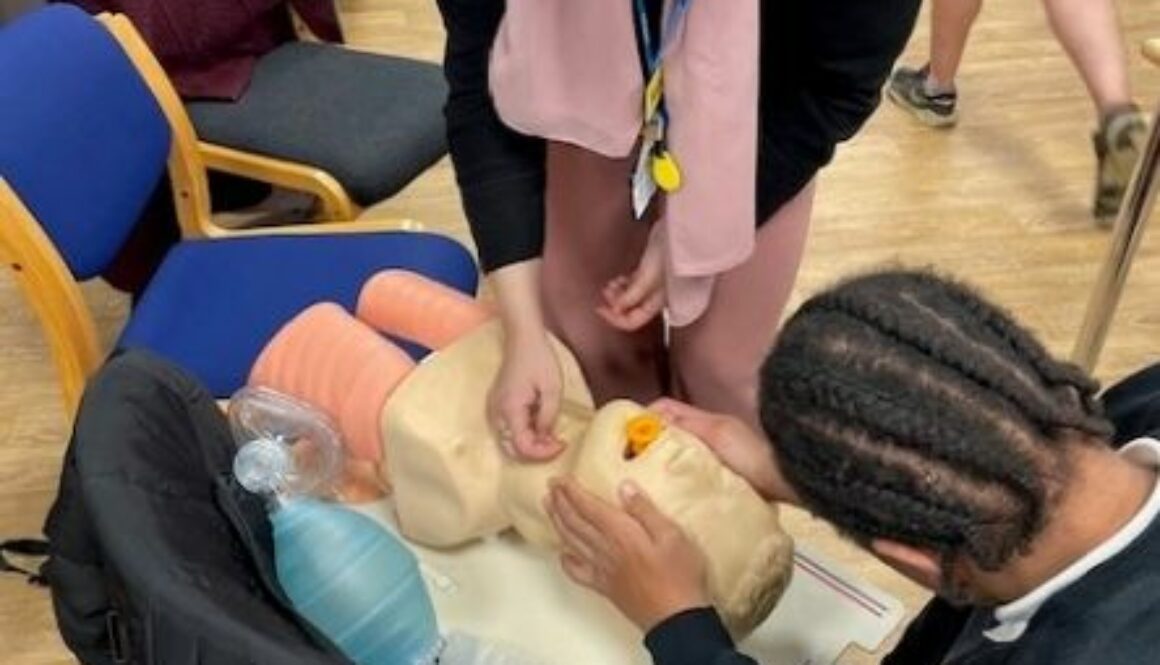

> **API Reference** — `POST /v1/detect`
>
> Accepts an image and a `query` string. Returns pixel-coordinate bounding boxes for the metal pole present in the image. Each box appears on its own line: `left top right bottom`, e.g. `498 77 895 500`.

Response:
1071 100 1160 372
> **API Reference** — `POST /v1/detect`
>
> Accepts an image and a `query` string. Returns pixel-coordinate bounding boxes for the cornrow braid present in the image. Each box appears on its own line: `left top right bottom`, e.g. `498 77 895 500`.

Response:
759 269 1113 571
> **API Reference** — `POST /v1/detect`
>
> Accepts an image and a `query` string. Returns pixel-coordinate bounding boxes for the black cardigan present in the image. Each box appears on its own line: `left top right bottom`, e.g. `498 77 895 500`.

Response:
434 0 922 273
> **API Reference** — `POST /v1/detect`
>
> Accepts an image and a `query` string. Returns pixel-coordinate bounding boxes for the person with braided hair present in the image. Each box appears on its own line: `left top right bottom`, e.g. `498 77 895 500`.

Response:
545 268 1160 665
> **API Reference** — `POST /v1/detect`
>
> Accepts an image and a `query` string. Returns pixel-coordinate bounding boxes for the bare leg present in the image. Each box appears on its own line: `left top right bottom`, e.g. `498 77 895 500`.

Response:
1042 0 1133 117
669 181 816 431
929 0 985 89
540 142 668 406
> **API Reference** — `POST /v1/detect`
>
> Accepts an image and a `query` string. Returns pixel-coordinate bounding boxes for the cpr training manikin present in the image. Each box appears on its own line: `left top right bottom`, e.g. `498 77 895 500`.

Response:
247 270 794 636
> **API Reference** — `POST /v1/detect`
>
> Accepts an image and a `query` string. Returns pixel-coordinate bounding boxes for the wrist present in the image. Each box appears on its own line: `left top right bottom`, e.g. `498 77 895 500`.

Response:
489 260 547 346
641 591 710 632
504 321 548 351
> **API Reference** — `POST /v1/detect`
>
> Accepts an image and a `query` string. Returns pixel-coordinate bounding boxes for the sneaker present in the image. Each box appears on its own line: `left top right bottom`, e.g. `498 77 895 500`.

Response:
887 65 959 128
1093 109 1149 225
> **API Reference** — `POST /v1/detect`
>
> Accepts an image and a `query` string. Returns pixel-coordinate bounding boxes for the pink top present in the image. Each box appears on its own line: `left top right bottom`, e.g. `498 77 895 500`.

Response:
489 0 760 326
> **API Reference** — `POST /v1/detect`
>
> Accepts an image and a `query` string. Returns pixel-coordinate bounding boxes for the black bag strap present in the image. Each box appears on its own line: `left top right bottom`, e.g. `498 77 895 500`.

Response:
1 538 49 585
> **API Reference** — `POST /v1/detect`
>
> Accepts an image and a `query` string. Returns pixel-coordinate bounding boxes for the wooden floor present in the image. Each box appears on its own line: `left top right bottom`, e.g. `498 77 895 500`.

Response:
2 1 1158 662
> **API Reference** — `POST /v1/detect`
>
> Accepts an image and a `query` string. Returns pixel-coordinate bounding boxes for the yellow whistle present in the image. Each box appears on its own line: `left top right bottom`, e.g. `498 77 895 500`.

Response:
652 151 682 193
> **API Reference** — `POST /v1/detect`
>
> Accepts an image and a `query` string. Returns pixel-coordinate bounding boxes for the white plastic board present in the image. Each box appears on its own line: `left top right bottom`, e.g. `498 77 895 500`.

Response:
353 502 904 665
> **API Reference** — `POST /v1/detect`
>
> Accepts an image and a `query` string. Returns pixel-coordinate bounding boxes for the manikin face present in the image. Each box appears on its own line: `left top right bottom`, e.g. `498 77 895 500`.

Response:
565 400 795 637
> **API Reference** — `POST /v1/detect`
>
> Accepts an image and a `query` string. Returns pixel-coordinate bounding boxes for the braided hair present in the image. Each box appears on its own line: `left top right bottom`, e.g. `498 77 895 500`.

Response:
759 269 1113 570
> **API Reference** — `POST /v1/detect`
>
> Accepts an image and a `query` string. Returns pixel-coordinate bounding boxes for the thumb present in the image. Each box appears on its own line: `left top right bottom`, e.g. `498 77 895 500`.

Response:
663 412 724 450
615 264 657 311
535 382 561 438
648 398 712 422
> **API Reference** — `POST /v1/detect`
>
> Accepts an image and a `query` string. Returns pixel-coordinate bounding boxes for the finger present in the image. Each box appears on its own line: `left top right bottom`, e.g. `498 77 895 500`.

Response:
603 274 629 293
521 434 565 461
615 290 665 331
598 288 664 331
548 484 615 561
526 389 566 461
615 267 656 312
619 481 677 542
534 383 560 439
560 551 603 592
555 479 636 543
647 398 711 422
546 495 601 563
486 395 506 437
490 412 515 455
596 303 637 331
496 434 517 459
521 405 565 461
647 400 722 444
601 276 630 310
500 399 538 460
488 401 517 458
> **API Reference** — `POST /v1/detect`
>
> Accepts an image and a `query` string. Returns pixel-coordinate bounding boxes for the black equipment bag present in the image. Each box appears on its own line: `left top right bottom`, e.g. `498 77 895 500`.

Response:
27 350 352 664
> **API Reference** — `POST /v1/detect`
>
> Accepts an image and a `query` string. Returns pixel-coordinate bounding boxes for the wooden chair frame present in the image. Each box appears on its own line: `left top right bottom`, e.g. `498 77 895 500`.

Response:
100 13 368 233
0 13 423 416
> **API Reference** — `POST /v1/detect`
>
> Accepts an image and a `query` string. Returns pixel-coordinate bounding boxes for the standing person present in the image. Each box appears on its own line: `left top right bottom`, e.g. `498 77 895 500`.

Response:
887 0 1148 223
435 0 921 459
546 268 1160 665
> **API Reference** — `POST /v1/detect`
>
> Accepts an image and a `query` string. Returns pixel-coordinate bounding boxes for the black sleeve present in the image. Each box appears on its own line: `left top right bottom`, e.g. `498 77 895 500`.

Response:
881 598 971 665
644 608 759 665
435 0 547 273
756 0 921 218
1101 363 1160 445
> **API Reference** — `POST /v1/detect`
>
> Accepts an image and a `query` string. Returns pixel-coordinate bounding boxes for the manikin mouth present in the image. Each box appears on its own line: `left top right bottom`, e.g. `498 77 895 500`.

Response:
624 413 665 460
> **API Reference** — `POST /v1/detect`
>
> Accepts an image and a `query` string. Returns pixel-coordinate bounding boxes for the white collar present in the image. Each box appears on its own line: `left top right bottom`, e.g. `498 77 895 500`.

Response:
983 437 1160 642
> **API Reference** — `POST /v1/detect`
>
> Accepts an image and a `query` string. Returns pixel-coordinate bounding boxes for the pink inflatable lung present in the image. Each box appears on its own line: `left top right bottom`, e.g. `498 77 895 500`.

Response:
250 302 414 464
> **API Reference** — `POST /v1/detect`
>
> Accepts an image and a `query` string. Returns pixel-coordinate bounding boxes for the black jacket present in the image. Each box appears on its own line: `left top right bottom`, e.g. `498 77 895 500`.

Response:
434 0 922 273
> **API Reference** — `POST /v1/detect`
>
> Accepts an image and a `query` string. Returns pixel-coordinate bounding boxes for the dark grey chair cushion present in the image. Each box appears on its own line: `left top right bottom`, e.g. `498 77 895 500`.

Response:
0 0 45 25
187 42 448 207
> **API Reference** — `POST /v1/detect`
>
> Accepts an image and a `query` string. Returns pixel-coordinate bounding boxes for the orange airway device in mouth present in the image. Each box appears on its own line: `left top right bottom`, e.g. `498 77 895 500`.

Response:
625 413 665 459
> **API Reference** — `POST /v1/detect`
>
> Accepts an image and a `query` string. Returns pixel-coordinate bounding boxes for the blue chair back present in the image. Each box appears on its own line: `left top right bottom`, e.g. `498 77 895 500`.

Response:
0 5 170 280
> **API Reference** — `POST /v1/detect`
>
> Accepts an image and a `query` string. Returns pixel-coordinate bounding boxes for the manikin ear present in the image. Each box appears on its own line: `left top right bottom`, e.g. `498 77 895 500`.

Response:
870 539 945 591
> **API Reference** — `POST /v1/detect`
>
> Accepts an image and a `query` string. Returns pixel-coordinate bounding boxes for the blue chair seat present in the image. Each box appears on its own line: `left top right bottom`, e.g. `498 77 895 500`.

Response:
117 232 477 397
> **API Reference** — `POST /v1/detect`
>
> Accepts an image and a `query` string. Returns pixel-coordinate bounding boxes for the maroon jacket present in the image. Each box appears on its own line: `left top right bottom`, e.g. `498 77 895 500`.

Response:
63 0 342 100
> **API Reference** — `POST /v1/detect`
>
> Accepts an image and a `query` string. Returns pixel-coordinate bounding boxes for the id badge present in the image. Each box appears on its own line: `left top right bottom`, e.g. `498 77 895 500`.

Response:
631 138 658 220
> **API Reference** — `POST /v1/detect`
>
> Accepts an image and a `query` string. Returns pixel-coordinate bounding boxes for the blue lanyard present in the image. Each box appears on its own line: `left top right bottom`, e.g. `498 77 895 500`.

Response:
633 0 693 74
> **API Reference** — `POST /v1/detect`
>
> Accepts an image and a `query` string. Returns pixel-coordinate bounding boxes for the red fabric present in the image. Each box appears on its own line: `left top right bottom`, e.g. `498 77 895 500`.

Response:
62 0 342 100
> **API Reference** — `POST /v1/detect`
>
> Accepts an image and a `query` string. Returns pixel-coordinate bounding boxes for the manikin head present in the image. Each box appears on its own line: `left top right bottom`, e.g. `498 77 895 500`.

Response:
385 321 793 635
758 269 1115 606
